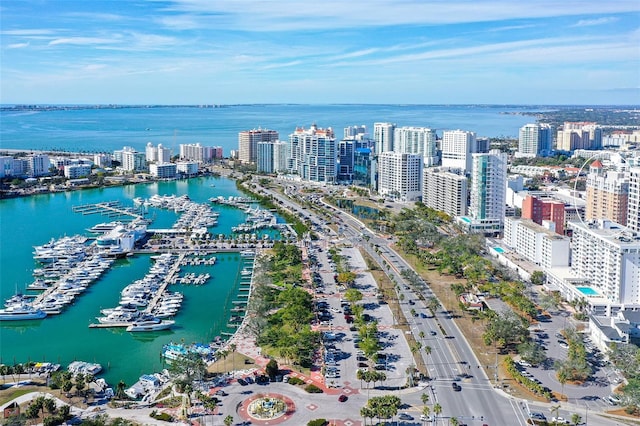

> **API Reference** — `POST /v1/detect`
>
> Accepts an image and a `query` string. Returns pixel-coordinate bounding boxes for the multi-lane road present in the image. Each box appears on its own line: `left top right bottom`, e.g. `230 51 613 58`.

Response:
251 178 626 425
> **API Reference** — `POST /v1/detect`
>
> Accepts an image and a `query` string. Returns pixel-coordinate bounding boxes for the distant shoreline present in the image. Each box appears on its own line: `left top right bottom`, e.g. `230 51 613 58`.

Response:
2 104 638 113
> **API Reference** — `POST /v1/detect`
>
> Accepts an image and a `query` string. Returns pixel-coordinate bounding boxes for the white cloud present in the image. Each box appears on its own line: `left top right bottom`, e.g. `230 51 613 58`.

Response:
159 0 640 31
82 64 107 71
48 37 118 46
1 29 55 36
487 24 538 32
260 60 303 70
7 42 29 49
573 17 620 27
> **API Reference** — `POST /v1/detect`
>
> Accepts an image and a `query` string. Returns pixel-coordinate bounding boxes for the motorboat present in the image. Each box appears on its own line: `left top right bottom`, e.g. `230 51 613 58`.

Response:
68 361 102 376
126 319 174 332
0 304 47 321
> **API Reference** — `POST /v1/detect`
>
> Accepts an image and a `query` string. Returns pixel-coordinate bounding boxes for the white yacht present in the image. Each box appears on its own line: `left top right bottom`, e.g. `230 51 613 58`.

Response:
0 304 47 321
126 319 174 332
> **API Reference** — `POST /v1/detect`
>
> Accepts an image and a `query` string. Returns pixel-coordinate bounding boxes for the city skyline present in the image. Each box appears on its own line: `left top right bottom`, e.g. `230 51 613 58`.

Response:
1 0 639 105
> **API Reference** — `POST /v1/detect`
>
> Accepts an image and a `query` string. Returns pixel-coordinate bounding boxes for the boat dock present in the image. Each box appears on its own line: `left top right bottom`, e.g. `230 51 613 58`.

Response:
72 201 146 221
144 253 184 314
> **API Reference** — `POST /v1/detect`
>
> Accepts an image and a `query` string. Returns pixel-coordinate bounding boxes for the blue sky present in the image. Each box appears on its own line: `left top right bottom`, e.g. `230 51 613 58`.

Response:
1 0 639 105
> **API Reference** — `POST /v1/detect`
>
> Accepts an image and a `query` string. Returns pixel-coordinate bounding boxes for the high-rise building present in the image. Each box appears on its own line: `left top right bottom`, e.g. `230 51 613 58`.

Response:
503 217 571 269
556 122 602 152
586 160 629 225
93 153 112 168
257 140 288 174
145 142 172 163
179 143 218 163
353 148 375 189
117 147 146 172
628 167 640 232
377 152 422 202
212 146 223 159
238 129 279 164
570 219 640 306
287 124 336 184
373 122 395 154
393 126 438 166
337 139 355 182
422 167 468 217
457 150 506 233
522 195 566 235
441 130 477 173
344 125 367 140
517 123 553 157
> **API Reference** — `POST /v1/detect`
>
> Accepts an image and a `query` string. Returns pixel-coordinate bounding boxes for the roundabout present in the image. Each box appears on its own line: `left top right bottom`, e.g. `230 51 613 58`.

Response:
239 393 295 424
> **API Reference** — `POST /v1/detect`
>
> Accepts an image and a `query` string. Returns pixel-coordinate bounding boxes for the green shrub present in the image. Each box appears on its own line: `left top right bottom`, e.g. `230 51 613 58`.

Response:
150 411 174 422
307 419 328 426
304 384 323 393
287 377 305 385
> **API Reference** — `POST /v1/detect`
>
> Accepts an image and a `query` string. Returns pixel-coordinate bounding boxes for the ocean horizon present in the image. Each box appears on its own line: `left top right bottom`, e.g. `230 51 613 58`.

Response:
0 104 548 157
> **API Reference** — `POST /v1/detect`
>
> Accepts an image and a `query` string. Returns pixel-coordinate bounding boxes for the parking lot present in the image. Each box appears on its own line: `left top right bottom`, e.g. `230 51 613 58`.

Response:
515 303 621 411
310 242 415 390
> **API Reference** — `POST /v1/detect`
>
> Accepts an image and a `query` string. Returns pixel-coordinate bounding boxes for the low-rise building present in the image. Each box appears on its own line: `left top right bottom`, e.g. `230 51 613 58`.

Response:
64 164 92 179
149 163 177 179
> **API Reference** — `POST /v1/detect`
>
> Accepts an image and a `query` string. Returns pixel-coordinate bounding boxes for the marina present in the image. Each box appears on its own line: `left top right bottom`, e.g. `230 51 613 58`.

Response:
0 176 269 386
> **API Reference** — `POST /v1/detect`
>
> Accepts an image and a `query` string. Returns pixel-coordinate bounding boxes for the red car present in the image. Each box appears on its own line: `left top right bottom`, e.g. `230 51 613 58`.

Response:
338 395 348 402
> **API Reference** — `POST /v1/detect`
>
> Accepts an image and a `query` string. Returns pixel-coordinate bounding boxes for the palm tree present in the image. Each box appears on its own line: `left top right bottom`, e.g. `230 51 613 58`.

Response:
550 405 560 424
223 414 234 426
433 403 442 419
421 393 429 405
229 343 237 369
557 369 569 401
570 413 582 425
427 297 440 316
116 380 127 399
0 365 7 383
422 405 431 424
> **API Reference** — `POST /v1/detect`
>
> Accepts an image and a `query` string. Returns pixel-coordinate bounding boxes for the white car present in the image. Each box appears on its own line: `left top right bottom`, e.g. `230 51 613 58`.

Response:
551 416 569 424
420 414 433 422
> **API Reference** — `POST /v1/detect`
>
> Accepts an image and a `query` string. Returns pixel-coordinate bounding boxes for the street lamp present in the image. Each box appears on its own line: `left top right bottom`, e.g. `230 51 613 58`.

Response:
585 404 588 425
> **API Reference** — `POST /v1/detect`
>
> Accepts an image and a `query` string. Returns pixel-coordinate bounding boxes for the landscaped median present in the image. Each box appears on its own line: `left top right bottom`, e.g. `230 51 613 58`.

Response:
504 357 553 400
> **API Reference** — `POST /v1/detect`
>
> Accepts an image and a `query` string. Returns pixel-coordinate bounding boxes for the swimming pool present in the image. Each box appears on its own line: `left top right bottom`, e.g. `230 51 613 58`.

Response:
576 286 600 296
493 247 505 253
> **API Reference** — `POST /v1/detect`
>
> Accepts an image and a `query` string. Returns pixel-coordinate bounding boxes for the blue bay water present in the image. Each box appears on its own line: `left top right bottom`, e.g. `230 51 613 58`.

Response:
0 104 536 155
0 176 260 386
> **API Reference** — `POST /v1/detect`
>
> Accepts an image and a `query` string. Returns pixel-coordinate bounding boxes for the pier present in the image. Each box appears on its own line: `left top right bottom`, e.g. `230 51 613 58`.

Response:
145 253 185 314
72 201 146 221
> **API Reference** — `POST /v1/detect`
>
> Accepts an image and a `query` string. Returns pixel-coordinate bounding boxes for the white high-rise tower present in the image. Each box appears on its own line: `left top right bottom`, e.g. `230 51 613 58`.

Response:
441 129 477 173
374 122 395 154
393 126 438 166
